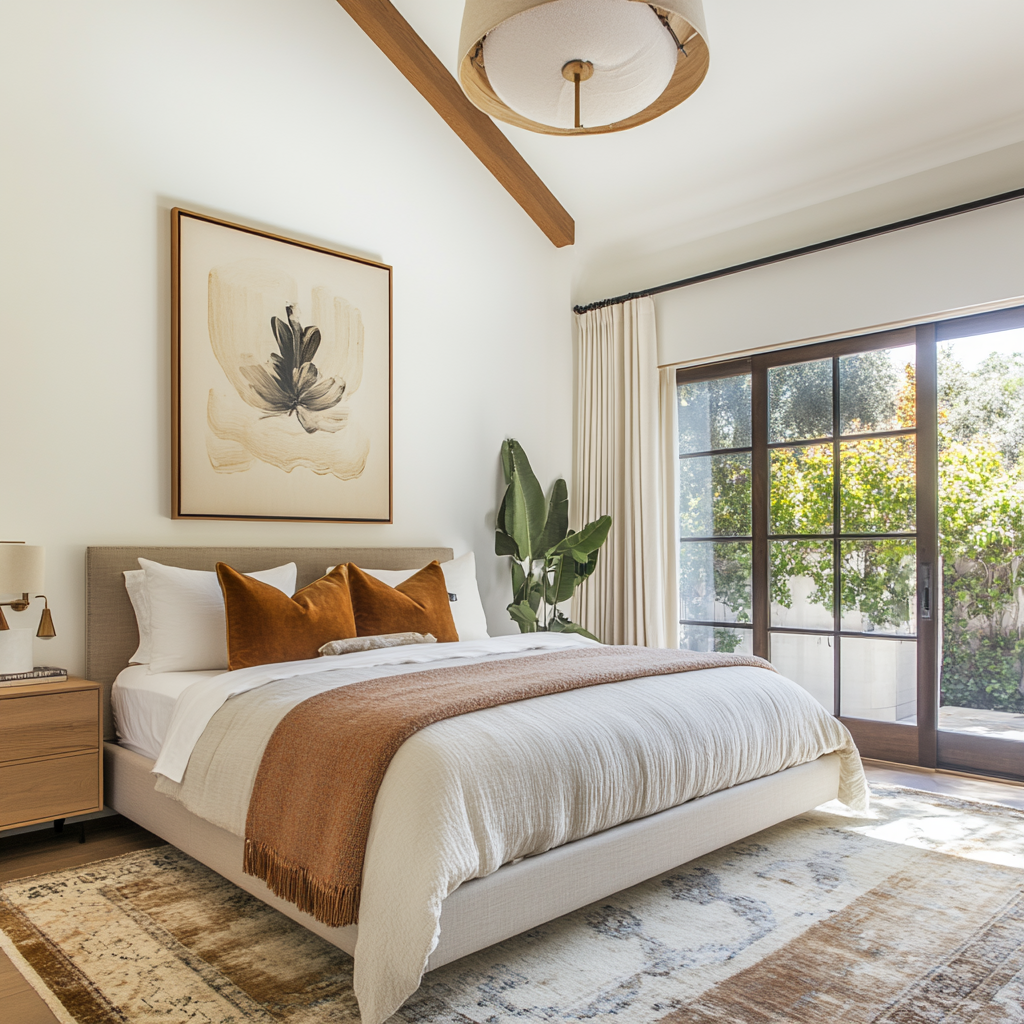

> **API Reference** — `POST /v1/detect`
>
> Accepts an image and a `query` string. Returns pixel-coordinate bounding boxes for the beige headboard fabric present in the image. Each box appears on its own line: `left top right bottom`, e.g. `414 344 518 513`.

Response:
86 545 454 740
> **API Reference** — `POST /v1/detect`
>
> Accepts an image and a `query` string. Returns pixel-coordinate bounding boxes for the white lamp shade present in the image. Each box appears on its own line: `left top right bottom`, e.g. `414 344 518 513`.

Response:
0 544 45 597
459 0 709 135
483 0 678 130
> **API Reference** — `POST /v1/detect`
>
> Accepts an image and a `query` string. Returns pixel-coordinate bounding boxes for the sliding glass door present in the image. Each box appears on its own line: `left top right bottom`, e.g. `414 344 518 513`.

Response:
935 316 1024 779
677 306 1024 778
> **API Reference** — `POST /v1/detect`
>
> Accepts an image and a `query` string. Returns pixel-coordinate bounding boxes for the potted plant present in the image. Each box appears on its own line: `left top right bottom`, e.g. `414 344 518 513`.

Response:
495 439 611 640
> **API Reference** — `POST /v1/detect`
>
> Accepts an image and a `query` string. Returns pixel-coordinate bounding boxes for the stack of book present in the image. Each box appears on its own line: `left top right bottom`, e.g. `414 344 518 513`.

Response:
0 666 68 687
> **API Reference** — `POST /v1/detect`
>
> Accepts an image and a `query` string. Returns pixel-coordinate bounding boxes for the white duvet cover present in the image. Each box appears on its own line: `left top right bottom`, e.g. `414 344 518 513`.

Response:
150 634 867 1023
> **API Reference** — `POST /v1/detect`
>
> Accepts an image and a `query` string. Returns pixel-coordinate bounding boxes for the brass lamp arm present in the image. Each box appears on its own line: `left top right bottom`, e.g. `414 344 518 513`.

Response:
0 594 57 637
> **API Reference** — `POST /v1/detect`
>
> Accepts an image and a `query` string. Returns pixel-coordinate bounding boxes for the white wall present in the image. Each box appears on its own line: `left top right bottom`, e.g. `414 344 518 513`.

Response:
656 195 1024 367
0 0 574 674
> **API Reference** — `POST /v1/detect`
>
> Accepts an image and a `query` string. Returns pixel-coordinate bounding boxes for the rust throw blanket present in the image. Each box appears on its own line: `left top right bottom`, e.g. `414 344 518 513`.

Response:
243 645 774 927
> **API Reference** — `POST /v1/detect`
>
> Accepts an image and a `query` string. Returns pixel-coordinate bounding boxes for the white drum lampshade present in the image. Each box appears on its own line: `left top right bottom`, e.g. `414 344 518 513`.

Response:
0 543 45 598
459 0 709 135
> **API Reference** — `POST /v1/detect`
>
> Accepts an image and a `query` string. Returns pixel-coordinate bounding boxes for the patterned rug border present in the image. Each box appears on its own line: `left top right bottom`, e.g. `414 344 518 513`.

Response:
0 845 170 888
0 912 79 1024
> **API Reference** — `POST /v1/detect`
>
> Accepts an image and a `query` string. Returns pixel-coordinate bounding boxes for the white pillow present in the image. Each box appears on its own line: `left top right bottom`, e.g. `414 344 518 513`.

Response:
139 558 298 673
123 569 152 664
329 552 490 641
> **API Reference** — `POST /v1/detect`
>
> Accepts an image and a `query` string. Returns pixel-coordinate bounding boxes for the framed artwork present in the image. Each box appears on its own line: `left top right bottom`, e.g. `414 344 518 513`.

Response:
171 209 392 522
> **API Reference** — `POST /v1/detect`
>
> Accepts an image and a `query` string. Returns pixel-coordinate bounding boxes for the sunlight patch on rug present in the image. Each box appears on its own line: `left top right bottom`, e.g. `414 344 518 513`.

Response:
2 784 1023 1023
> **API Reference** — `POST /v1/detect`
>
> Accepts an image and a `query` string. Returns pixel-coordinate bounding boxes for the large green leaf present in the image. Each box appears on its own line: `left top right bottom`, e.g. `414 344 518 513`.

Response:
503 440 548 560
552 515 612 559
496 488 509 533
495 530 518 557
537 478 569 554
544 553 579 606
548 614 599 642
575 547 600 581
507 600 538 632
511 560 528 604
495 489 518 556
500 438 513 486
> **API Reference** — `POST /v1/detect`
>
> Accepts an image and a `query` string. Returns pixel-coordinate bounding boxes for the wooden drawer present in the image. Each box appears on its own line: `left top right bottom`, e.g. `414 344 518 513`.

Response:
0 752 100 828
0 689 99 762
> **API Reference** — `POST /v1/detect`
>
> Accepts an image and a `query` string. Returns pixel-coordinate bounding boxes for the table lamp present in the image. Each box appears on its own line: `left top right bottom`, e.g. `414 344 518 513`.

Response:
0 542 56 674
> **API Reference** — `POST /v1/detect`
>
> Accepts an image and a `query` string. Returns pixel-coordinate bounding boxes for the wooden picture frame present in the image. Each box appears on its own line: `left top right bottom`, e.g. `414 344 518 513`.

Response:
171 209 392 523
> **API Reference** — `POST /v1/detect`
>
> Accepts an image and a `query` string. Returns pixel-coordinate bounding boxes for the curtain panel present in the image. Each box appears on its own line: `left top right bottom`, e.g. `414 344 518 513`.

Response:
572 297 679 647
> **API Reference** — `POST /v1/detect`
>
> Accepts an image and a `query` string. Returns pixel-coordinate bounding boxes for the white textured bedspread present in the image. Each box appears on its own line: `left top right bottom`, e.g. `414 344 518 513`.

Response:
153 634 867 1023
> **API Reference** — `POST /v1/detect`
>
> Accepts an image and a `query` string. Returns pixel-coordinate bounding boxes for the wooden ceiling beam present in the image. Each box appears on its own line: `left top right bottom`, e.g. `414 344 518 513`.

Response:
334 0 574 248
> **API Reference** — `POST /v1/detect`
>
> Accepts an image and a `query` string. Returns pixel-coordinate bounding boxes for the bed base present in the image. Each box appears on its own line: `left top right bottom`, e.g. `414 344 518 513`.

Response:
104 741 840 970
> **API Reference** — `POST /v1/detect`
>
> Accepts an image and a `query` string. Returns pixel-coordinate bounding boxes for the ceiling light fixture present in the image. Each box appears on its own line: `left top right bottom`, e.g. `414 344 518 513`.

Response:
459 0 709 135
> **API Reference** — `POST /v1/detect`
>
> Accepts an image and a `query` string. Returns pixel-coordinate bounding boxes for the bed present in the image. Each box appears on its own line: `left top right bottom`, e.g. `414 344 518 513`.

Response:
87 545 866 1024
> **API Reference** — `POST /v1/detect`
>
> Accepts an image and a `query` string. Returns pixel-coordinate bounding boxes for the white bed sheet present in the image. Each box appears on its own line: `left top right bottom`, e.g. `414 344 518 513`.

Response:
111 665 223 760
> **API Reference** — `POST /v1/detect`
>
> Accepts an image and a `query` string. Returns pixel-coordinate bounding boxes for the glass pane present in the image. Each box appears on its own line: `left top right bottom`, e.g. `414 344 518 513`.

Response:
839 437 916 533
770 633 834 711
678 375 751 455
770 540 833 629
938 327 1024 732
770 444 833 535
679 623 753 655
940 557 1024 728
680 453 751 537
840 540 916 635
680 541 751 624
769 359 832 443
839 345 915 434
840 637 916 722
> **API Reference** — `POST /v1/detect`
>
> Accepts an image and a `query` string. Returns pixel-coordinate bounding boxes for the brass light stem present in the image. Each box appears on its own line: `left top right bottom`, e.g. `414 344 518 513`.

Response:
561 60 594 131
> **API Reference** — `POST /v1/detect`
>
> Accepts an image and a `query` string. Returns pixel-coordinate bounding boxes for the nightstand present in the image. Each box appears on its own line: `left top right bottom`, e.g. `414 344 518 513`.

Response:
0 677 103 837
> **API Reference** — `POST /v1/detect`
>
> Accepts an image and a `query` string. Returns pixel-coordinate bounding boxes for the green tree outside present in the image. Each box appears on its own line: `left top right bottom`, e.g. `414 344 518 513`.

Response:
679 345 1024 713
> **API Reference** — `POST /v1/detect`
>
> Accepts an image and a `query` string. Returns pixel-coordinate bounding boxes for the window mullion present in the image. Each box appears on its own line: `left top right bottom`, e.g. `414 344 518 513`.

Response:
832 355 842 717
751 356 769 660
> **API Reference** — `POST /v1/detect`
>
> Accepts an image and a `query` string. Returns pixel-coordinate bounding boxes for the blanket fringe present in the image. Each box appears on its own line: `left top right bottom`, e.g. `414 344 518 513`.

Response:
244 839 360 928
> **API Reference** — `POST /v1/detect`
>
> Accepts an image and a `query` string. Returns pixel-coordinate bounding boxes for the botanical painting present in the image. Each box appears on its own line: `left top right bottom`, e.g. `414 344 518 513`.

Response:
172 209 391 521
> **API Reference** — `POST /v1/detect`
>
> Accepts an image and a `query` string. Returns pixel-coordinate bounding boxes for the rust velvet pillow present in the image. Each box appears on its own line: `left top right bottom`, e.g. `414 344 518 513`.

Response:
217 562 357 670
346 560 459 642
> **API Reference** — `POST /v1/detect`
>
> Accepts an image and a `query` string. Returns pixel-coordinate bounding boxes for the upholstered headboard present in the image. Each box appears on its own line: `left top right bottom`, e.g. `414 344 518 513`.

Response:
85 545 453 740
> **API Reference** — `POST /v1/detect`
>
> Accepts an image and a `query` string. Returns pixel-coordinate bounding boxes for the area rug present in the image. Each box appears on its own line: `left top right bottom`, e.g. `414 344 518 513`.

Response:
3 785 1024 1023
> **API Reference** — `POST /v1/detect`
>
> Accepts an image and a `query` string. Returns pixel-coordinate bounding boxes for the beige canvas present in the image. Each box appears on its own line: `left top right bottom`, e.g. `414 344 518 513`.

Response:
173 210 392 522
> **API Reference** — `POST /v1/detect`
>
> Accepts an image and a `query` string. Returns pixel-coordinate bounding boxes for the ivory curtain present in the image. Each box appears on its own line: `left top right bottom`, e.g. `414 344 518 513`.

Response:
572 297 679 646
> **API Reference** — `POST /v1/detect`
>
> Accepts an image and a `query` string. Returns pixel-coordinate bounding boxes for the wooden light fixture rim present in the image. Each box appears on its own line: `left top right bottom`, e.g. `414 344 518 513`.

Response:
460 31 709 136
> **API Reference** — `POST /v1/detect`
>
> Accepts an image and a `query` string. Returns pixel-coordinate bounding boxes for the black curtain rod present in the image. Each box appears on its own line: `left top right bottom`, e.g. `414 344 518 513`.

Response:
572 185 1024 316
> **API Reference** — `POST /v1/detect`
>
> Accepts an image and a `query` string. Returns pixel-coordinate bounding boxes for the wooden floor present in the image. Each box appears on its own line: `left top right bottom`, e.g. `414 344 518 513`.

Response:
3 765 1024 1022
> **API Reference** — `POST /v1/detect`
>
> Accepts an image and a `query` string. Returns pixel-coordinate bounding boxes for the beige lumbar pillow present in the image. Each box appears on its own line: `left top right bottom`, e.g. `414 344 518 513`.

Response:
318 633 437 656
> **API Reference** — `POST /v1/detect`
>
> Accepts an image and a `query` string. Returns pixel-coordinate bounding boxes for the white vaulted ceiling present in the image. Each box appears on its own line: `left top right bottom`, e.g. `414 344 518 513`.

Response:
389 0 1024 297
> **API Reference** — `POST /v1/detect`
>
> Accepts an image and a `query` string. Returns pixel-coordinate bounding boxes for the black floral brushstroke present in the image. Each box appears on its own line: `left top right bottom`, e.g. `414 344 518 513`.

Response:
240 305 345 434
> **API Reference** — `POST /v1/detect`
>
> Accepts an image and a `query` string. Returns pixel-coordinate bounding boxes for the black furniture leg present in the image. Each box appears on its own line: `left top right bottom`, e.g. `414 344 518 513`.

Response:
53 818 65 834
79 822 86 844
